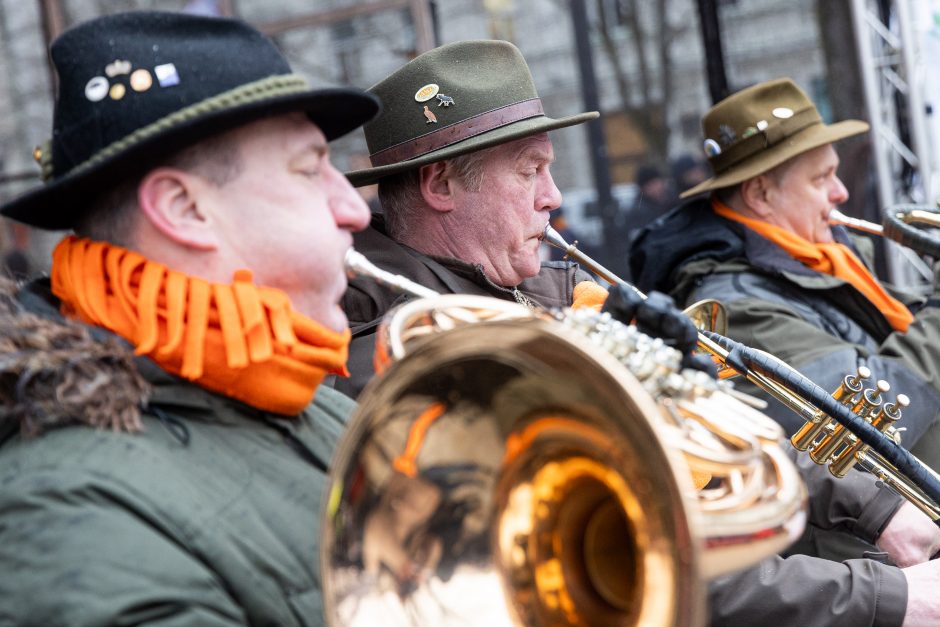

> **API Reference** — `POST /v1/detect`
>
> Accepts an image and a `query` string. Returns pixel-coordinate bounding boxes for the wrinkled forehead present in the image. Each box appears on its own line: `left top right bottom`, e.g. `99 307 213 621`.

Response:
497 132 554 162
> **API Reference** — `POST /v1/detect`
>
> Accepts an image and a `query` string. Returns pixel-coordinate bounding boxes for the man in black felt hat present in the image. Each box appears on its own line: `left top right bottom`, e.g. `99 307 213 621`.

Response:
0 11 378 623
337 39 612 399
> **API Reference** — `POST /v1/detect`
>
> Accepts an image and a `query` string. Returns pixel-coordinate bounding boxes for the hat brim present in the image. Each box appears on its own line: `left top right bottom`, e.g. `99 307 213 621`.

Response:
679 119 870 199
1 87 380 230
346 111 599 187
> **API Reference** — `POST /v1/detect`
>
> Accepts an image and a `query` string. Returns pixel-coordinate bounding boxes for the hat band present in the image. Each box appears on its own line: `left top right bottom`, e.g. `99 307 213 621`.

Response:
711 107 821 174
370 98 544 167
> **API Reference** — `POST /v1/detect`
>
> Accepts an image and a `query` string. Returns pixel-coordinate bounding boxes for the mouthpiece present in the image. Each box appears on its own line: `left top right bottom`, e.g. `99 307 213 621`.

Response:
344 248 440 299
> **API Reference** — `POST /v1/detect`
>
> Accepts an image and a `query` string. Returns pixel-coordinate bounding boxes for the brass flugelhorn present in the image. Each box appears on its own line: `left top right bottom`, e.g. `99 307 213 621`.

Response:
830 205 940 258
322 249 806 627
541 225 940 522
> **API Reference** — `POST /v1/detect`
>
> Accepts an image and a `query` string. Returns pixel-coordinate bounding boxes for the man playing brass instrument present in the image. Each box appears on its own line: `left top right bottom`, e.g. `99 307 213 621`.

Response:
347 49 940 624
0 11 378 623
338 40 608 399
630 77 940 625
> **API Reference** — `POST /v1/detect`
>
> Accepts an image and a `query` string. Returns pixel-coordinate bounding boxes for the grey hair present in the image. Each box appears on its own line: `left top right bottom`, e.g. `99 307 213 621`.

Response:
378 147 493 241
73 132 244 246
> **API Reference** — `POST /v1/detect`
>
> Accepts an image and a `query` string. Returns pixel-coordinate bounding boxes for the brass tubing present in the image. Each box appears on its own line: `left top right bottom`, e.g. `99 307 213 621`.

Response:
539 226 940 520
810 380 889 464
791 367 869 451
830 394 908 478
829 207 940 235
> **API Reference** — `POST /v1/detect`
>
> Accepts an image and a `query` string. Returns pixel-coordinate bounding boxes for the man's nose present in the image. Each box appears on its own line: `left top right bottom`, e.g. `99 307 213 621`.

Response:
538 171 563 212
830 176 849 205
329 165 371 231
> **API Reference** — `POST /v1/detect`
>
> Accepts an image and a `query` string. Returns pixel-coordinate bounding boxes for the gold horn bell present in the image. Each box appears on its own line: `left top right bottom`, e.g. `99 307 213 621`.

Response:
321 252 808 627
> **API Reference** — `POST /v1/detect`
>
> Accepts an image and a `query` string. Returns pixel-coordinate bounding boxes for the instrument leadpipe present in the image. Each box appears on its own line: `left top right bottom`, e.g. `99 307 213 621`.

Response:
540 224 940 521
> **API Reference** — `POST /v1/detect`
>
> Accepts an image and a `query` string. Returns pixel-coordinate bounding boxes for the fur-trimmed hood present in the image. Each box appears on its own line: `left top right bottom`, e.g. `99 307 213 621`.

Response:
0 277 150 437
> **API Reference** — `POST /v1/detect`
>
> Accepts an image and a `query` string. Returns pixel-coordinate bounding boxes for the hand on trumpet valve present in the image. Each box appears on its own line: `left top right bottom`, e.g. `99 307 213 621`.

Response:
602 284 718 377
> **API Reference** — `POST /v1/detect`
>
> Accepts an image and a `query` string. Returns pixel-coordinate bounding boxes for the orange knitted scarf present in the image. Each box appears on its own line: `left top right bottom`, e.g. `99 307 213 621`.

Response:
51 236 350 416
713 199 913 332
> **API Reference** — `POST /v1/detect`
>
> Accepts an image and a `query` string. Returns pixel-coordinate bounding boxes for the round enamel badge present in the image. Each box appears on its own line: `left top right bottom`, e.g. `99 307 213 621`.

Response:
414 83 440 102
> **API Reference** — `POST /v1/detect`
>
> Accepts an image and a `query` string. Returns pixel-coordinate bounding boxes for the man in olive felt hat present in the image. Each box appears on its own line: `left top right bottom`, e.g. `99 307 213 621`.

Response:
0 10 380 623
629 78 940 624
337 39 613 399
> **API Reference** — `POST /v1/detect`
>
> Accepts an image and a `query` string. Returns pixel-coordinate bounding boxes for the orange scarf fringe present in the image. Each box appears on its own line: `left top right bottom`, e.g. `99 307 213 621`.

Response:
713 199 913 332
51 236 350 416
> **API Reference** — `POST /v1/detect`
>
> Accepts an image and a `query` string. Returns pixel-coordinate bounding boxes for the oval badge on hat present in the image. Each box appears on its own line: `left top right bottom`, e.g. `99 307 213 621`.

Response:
772 107 794 119
85 76 109 102
415 83 440 102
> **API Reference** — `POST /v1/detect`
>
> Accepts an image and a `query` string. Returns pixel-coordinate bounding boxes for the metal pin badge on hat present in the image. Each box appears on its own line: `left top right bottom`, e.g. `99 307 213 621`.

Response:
85 76 109 102
105 59 131 77
718 124 736 146
130 68 153 92
772 107 794 119
435 93 455 107
415 83 439 102
704 138 722 157
154 63 180 87
423 105 438 124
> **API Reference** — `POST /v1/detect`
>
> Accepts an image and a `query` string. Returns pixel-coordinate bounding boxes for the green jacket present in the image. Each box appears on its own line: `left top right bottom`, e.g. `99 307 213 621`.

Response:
0 279 351 626
630 198 940 469
629 200 914 626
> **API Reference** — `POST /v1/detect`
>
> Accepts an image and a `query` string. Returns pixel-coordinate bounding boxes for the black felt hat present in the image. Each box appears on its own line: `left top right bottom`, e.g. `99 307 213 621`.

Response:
346 40 598 187
1 11 380 230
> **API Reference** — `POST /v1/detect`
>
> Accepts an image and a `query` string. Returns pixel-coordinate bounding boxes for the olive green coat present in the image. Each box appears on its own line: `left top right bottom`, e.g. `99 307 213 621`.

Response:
0 280 350 625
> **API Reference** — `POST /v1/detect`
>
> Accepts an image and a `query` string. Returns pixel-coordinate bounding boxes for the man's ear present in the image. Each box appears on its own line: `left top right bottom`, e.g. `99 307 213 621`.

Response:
137 167 218 250
739 174 775 219
418 161 456 213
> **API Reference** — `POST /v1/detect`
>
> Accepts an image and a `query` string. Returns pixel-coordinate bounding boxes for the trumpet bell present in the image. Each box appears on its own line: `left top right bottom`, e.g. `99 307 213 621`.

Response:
683 299 727 337
322 316 707 626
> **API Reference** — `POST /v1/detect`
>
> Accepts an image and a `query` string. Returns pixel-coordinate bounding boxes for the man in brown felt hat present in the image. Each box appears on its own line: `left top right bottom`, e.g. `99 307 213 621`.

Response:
629 77 940 625
337 39 611 399
0 10 380 623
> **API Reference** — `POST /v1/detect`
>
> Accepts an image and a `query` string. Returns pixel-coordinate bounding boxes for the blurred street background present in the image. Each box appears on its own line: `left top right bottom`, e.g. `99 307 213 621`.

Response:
1 0 937 282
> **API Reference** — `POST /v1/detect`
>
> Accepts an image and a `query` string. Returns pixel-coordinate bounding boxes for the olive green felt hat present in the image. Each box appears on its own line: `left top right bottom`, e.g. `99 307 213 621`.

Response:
680 78 869 198
346 39 599 187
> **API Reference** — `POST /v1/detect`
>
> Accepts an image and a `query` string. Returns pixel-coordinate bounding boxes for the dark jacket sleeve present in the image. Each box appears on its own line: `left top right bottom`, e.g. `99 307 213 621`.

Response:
709 554 907 627
689 271 940 469
793 448 903 544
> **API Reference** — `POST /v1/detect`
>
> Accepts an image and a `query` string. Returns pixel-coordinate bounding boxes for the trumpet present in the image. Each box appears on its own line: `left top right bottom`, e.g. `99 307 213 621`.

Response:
323 249 807 626
541 225 940 522
830 205 940 258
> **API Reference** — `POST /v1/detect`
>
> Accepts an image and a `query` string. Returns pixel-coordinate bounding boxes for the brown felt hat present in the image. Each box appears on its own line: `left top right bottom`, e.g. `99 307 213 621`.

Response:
346 39 598 187
680 78 869 198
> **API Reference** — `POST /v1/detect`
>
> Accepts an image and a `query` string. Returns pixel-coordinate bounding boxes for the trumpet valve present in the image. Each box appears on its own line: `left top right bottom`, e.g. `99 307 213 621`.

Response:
811 379 888 464
793 367 870 453
834 366 870 403
829 388 903 478
791 413 832 451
